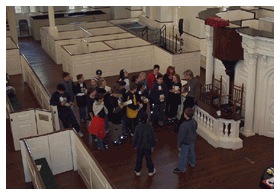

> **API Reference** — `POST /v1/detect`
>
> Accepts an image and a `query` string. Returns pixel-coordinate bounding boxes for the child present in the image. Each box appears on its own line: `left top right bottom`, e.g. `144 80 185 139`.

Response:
137 83 149 119
173 108 198 173
118 69 130 92
139 72 149 96
75 74 87 123
147 64 162 91
50 84 83 137
96 78 107 95
167 74 182 123
150 75 169 126
107 86 124 142
133 113 157 176
88 93 108 150
126 83 140 136
90 78 98 88
117 81 129 135
93 69 102 81
86 86 97 121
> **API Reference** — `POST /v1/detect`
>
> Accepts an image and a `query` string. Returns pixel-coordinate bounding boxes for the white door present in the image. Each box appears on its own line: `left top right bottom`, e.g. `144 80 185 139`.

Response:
10 109 37 151
50 105 60 131
35 109 54 135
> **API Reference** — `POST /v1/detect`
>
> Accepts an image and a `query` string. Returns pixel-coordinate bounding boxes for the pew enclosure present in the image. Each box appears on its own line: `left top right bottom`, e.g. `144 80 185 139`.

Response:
20 129 115 189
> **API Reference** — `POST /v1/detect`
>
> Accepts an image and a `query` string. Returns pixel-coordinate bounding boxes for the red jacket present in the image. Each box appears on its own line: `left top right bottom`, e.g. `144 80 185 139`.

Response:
88 116 106 140
147 72 162 91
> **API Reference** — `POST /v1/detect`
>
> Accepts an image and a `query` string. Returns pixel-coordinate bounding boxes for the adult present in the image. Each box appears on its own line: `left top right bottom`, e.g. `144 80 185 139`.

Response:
163 66 176 115
182 69 200 109
163 66 176 89
147 64 162 91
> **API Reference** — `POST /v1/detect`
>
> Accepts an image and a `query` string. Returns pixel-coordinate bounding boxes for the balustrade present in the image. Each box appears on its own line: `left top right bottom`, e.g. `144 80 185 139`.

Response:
194 105 243 150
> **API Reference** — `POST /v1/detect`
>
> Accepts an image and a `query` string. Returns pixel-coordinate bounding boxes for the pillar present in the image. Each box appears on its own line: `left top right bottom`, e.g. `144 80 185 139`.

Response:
48 6 58 39
241 51 257 137
205 25 214 85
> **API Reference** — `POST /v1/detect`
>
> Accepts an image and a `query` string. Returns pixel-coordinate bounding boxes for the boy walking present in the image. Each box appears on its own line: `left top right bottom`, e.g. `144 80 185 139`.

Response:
173 108 198 173
133 113 157 176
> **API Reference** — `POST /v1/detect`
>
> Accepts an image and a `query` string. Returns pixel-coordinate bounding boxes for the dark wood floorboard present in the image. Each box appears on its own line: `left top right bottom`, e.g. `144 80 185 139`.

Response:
6 37 274 189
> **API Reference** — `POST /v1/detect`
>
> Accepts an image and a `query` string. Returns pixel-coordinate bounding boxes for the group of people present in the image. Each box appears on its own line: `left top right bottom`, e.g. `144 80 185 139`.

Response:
50 64 201 176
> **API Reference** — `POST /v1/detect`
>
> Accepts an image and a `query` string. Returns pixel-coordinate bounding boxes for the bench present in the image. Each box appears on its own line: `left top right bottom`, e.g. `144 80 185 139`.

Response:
34 158 59 189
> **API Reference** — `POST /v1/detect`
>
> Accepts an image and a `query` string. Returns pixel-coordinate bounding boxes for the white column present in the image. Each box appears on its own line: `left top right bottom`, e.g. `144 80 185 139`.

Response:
241 51 257 137
47 6 58 39
204 25 214 85
173 6 179 28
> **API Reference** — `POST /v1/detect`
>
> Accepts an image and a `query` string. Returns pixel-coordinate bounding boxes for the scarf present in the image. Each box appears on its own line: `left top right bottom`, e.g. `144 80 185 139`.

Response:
92 101 108 115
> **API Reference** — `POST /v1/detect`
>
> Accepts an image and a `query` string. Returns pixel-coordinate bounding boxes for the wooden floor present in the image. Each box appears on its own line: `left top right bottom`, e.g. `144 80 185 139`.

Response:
6 37 274 189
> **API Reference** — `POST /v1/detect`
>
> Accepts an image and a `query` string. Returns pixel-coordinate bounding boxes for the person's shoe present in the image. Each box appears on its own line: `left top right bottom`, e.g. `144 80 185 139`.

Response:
97 147 106 150
158 121 164 126
134 170 140 176
130 133 134 137
173 168 185 173
81 119 86 123
148 168 156 176
190 164 195 167
78 131 84 137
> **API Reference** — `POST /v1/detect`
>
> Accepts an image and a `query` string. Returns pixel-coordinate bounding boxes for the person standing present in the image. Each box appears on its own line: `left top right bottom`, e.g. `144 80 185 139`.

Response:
75 74 87 123
149 75 169 126
118 69 130 92
147 64 162 91
166 74 182 123
133 113 157 176
61 72 75 109
173 108 198 173
182 69 200 110
50 84 83 137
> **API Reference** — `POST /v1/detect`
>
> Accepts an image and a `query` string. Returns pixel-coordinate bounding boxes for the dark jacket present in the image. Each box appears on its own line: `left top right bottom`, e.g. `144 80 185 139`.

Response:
177 118 198 148
168 82 182 105
126 91 140 111
150 82 169 104
107 95 122 124
133 123 157 149
75 82 87 107
184 77 200 103
163 74 173 89
61 80 75 102
50 91 72 119
86 94 95 120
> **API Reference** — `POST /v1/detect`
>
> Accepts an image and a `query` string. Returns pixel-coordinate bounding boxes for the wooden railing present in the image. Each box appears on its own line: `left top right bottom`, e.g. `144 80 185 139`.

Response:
20 54 60 131
194 105 243 150
20 139 46 189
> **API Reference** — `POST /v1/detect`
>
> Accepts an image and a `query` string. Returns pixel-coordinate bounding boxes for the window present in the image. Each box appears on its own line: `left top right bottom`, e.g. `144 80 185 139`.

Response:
83 6 88 9
30 6 36 13
14 6 22 14
69 6 75 10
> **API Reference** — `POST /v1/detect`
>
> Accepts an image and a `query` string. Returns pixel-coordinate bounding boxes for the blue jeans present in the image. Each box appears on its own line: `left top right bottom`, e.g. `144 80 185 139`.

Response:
178 143 196 172
91 134 104 149
78 106 87 120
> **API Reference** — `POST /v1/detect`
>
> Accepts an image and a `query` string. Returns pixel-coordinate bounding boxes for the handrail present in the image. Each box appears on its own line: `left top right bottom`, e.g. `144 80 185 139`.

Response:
142 26 148 41
160 24 166 49
22 139 46 189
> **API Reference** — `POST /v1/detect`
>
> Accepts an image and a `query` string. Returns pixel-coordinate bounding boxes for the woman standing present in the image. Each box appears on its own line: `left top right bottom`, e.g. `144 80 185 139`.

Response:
167 74 182 123
163 66 176 116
